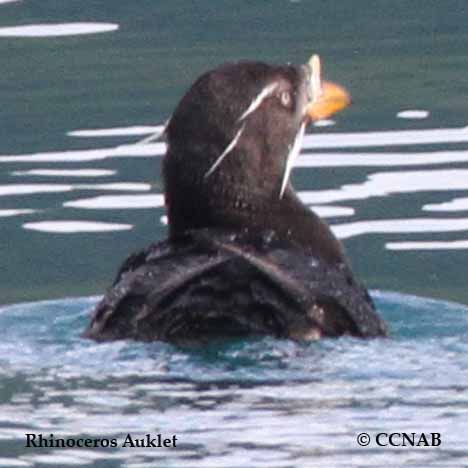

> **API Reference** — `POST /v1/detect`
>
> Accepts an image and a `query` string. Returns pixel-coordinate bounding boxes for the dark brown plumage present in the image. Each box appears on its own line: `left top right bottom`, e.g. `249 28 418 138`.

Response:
84 58 387 343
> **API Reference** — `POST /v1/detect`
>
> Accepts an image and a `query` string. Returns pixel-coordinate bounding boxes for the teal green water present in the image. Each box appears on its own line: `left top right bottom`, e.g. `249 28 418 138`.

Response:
0 292 467 467
1 0 468 305
0 0 468 303
1 1 468 466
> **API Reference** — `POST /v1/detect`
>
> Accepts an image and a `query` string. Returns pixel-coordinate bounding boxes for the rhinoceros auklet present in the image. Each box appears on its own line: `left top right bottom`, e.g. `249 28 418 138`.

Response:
84 55 388 343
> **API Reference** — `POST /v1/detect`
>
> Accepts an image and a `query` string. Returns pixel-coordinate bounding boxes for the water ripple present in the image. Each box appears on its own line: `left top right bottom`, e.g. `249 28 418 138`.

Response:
0 22 119 37
0 293 467 467
22 221 133 233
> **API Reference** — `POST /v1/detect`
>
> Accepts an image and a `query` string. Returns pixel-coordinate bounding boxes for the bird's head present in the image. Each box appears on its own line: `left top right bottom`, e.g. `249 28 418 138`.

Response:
164 56 350 237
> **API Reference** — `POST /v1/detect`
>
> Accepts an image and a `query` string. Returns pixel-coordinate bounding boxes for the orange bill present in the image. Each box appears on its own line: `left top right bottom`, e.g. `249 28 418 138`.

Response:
305 81 351 121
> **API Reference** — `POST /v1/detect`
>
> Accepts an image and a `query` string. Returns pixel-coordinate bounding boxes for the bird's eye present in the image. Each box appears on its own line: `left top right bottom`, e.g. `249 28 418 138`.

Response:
280 91 291 107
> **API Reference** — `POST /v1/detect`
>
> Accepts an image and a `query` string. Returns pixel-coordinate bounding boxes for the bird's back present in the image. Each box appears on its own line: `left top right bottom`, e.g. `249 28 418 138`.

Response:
84 229 387 344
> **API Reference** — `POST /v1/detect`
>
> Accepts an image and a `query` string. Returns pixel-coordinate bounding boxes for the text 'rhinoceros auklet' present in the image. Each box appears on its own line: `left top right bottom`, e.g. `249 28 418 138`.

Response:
84 55 388 344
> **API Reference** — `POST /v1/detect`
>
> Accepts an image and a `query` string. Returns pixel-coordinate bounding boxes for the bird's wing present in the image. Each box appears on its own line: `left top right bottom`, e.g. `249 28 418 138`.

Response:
84 230 386 343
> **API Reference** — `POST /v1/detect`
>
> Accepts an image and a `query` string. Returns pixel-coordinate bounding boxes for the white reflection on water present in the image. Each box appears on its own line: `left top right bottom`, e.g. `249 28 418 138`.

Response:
387 240 468 250
309 206 354 217
396 110 430 119
299 169 468 204
0 22 119 37
0 184 73 196
302 204 354 218
68 126 163 138
424 197 468 212
297 149 468 167
302 126 468 149
11 169 116 177
23 221 132 233
0 459 30 467
332 217 468 240
0 209 35 217
0 144 165 163
313 119 335 127
65 194 165 210
0 183 150 197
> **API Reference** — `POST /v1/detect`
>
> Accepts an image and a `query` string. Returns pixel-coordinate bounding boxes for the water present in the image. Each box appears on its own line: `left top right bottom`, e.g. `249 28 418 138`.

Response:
1 0 468 304
0 293 467 467
2 0 468 466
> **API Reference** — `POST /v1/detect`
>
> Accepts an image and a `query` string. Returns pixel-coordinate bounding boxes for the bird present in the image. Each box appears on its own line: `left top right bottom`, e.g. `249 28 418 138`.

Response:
84 55 388 344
